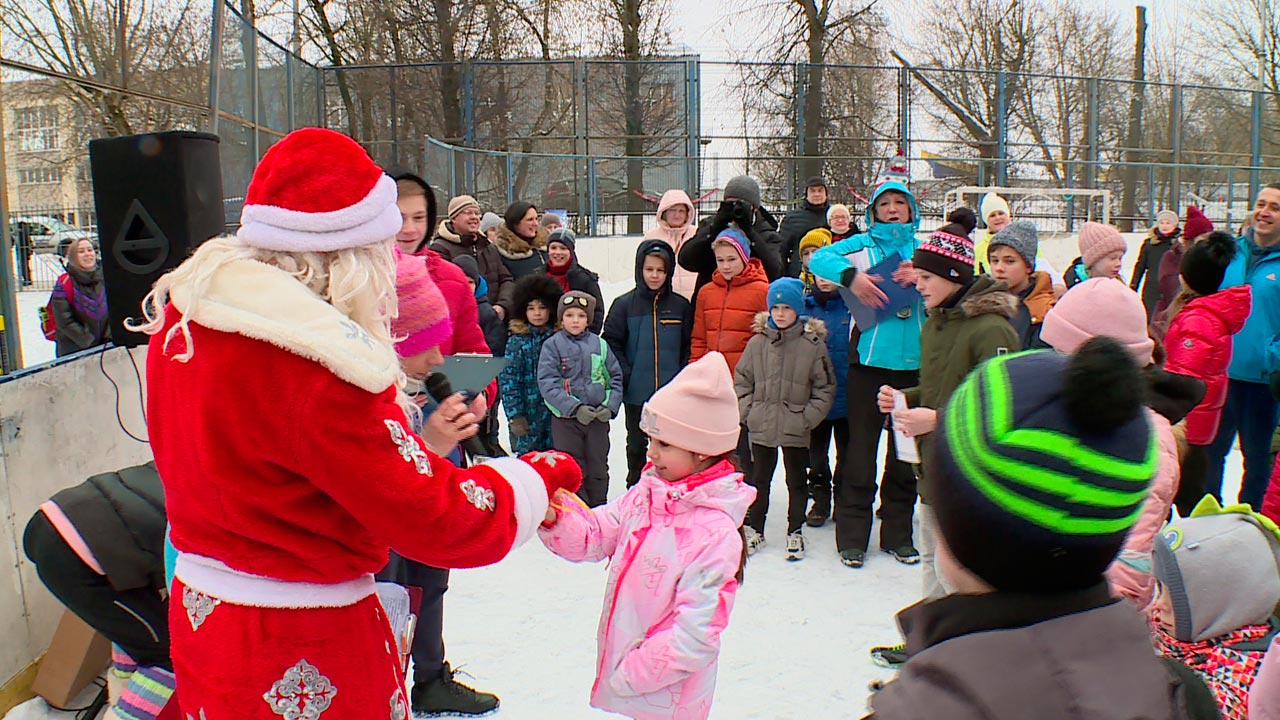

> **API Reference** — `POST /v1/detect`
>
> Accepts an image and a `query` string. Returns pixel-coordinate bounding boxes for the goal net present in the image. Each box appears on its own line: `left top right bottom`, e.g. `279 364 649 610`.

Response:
942 186 1111 234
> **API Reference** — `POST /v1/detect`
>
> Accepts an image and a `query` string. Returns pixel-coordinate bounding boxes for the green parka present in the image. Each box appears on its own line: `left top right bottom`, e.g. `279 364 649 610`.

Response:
734 312 836 448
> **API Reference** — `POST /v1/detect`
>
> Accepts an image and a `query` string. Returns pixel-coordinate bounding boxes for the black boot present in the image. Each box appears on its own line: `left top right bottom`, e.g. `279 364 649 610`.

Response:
410 662 500 717
806 493 830 527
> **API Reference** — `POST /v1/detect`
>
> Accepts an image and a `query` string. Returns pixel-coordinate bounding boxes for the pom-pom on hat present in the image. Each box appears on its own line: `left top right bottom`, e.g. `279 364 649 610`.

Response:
932 339 1158 593
640 352 741 456
980 193 1010 223
1078 222 1127 268
947 207 978 235
1180 231 1238 296
713 227 751 266
238 127 402 253
1040 277 1154 365
1184 206 1214 242
913 222 975 284
392 250 452 357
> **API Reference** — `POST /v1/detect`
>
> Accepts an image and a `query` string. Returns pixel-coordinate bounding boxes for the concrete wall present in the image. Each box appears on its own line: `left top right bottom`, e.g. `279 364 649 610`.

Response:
0 346 152 687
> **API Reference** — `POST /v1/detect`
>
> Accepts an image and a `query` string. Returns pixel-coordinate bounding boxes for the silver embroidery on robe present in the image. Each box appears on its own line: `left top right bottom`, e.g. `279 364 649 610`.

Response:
263 659 337 720
384 419 433 476
459 479 496 512
182 586 220 631
390 688 408 720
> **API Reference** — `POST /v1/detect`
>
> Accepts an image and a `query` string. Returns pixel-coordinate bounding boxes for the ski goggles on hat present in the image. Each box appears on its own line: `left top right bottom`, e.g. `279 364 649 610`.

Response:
562 295 590 308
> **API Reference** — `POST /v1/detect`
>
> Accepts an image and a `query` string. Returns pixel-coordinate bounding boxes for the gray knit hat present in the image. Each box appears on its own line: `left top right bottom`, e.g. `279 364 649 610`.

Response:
1151 502 1280 642
480 211 502 235
1156 209 1179 225
724 176 762 208
987 220 1039 270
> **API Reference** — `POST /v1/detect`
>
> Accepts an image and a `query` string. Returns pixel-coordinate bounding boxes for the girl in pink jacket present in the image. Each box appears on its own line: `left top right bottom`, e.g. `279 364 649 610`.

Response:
539 351 755 720
644 190 699 300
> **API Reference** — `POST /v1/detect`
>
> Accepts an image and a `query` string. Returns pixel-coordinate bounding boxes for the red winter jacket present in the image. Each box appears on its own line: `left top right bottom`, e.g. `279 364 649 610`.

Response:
1164 286 1252 445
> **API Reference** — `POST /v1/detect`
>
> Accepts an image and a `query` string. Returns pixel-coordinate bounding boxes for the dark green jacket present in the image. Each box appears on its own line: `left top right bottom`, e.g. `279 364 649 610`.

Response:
904 277 1020 499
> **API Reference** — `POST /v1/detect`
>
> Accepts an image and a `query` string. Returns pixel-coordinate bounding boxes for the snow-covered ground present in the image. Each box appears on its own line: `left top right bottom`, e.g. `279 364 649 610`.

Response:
5 236 1248 720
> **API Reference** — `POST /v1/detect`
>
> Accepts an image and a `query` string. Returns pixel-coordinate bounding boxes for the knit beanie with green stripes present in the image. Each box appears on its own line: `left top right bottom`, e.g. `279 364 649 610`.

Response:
932 337 1158 593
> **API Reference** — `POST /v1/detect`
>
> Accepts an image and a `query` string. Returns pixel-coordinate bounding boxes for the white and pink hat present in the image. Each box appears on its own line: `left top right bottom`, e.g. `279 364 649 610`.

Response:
236 127 402 252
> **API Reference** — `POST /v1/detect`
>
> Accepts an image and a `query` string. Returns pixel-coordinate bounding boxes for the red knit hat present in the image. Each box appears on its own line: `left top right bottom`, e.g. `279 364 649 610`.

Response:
1184 206 1214 242
237 128 401 252
392 251 452 357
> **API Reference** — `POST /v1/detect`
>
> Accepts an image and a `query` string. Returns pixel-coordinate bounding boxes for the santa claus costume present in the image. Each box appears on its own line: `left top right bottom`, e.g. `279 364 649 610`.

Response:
140 128 582 720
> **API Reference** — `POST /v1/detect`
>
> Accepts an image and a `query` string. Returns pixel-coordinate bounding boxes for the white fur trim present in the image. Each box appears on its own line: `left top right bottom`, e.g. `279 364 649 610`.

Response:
169 256 401 393
478 457 549 549
242 173 394 233
175 553 375 608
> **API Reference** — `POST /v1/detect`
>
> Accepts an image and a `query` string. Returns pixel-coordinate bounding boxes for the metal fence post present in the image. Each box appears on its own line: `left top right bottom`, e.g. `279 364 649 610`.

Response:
1251 90 1264 203
389 66 399 162
588 158 599 235
462 61 475 148
207 0 224 134
506 152 515 206
898 66 910 158
995 71 1008 186
1085 77 1099 190
1169 84 1182 212
687 58 700 196
285 51 295 131
791 63 804 204
1147 164 1156 220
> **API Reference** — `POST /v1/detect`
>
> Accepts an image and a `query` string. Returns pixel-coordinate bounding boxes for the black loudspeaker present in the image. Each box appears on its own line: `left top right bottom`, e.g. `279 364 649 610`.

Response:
89 131 224 347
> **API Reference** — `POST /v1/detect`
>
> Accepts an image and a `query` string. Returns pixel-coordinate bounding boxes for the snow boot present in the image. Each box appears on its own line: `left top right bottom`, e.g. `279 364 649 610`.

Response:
870 642 909 669
785 530 805 561
744 526 765 556
411 662 499 718
840 548 865 568
884 545 920 565
806 495 830 527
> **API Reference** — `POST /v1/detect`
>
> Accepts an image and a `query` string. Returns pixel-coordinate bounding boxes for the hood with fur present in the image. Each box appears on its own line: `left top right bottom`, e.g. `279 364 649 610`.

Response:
494 224 549 259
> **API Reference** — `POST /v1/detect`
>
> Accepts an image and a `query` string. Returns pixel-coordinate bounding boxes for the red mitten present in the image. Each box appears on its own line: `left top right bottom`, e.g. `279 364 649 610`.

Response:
520 450 583 499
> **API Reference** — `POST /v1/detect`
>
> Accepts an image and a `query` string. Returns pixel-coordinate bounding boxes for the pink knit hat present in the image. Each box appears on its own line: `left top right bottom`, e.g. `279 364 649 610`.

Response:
392 250 452 357
1040 278 1154 365
1077 222 1128 269
640 352 740 455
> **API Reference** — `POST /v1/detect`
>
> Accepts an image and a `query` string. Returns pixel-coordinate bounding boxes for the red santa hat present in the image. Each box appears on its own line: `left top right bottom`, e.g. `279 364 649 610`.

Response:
237 127 402 253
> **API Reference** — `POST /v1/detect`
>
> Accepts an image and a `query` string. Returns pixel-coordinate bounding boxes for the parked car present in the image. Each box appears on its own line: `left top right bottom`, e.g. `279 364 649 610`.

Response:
539 177 650 215
9 216 96 256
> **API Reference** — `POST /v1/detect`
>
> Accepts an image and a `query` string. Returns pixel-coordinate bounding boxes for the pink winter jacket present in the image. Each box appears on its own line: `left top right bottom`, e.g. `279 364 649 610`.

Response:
538 460 755 720
1164 286 1252 445
645 190 699 300
1106 409 1179 608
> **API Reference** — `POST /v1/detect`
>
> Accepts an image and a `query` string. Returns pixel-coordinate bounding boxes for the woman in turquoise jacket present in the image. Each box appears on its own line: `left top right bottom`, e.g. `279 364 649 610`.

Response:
810 180 925 568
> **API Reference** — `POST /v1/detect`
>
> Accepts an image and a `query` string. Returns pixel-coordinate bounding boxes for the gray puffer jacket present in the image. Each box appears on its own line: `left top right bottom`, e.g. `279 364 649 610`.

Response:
734 313 835 447
536 328 624 419
869 585 1220 720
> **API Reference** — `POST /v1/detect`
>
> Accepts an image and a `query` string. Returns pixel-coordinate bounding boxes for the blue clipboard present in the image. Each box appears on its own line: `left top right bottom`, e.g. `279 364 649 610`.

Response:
837 252 921 329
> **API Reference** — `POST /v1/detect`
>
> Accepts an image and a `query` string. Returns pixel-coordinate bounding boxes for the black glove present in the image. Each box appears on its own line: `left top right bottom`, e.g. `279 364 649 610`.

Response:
730 199 753 225
713 200 736 228
509 416 530 437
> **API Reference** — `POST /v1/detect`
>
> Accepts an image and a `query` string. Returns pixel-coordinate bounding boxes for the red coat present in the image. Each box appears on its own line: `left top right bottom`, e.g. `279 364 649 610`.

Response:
147 257 547 585
690 258 769 374
1163 286 1252 445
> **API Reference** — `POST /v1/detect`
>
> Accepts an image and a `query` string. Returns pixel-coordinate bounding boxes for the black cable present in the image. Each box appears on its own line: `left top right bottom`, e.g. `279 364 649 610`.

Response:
126 346 147 424
100 349 149 444
43 677 107 714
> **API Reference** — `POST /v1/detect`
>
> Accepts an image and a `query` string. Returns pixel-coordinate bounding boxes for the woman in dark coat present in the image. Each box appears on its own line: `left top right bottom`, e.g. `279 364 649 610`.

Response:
544 228 605 334
52 237 110 357
494 201 549 280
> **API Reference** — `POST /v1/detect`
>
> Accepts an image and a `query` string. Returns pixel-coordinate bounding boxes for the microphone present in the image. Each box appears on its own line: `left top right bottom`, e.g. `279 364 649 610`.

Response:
425 373 497 459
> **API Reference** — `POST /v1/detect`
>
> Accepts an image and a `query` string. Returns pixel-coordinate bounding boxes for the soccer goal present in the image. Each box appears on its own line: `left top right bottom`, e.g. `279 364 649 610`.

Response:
943 186 1111 233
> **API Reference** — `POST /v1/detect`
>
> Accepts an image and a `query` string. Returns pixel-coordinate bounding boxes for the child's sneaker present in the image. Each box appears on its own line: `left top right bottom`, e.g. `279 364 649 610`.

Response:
840 548 865 568
884 545 921 565
870 642 909 669
744 526 765 556
785 530 805 561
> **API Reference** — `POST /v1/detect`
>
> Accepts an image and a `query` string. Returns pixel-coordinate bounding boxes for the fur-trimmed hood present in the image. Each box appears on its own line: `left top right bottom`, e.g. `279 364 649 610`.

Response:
960 287 1019 320
494 224 549 259
750 311 827 340
434 218 479 245
507 318 556 336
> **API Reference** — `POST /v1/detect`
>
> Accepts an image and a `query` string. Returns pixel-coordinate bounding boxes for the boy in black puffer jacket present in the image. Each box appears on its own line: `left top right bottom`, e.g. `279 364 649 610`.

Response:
603 239 693 487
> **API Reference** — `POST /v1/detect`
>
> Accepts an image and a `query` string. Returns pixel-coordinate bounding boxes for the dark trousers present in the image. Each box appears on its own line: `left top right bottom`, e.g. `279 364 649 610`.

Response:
737 425 754 478
808 418 849 507
836 364 920 553
552 416 611 507
624 403 647 488
16 242 32 284
746 445 810 535
1207 379 1280 509
375 552 448 684
22 511 171 668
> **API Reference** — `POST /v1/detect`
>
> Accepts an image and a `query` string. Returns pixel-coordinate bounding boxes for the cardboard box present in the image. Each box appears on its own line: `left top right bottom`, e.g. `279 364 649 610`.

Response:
31 609 111 708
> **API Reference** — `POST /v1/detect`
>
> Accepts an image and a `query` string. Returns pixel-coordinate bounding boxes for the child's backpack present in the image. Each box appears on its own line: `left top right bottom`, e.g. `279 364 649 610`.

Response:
39 273 76 341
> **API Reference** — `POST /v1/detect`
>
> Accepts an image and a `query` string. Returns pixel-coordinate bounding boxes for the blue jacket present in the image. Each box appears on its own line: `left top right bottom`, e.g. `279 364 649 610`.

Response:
474 276 507 356
500 321 555 454
804 287 851 419
537 328 624 418
603 239 693 406
809 181 924 371
1222 229 1280 383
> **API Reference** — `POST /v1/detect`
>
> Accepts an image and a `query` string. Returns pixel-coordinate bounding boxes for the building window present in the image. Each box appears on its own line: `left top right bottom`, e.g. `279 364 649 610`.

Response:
14 106 58 152
17 167 63 184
